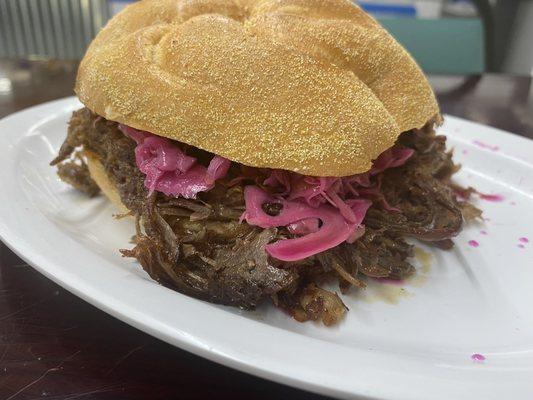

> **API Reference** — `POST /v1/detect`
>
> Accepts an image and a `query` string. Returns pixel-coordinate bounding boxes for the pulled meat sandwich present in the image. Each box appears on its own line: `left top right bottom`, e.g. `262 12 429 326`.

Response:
52 0 478 325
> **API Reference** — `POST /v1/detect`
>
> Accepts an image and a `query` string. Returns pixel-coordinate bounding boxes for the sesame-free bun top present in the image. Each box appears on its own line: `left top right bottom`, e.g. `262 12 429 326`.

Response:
76 0 439 177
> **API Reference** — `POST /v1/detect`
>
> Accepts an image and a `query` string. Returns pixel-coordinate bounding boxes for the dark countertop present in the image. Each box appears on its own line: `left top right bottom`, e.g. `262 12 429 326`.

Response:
0 59 532 400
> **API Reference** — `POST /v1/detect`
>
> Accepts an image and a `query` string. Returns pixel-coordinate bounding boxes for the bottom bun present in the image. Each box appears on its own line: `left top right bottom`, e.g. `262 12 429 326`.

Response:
85 150 130 214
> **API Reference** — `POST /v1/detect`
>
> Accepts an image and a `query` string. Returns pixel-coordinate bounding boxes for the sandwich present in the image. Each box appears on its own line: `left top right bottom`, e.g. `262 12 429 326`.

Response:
51 0 479 325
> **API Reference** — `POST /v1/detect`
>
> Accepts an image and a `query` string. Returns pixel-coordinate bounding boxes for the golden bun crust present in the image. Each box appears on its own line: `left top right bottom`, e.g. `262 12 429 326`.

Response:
85 151 130 213
76 0 439 177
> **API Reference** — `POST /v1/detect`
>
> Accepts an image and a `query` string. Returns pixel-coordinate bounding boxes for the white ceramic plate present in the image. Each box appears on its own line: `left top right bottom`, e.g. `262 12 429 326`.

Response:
1 97 533 400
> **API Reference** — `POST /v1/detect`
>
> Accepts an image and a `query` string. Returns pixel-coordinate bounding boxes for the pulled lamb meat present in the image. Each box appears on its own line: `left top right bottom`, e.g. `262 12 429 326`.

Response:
122 195 297 308
56 154 100 196
363 125 464 244
51 108 148 212
52 108 478 325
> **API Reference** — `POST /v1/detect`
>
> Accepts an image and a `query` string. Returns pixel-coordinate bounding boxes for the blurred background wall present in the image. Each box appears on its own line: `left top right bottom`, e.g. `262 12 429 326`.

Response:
500 1 533 76
0 0 110 59
0 0 532 76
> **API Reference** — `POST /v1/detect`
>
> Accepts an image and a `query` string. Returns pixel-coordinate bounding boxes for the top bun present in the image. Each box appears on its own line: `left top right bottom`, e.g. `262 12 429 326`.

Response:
76 0 439 177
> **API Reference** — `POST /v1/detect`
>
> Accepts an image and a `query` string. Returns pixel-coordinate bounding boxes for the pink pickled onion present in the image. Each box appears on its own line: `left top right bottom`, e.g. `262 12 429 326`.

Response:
287 218 320 235
371 147 414 175
325 187 357 223
289 176 338 207
263 147 413 215
264 170 292 196
120 125 147 144
242 186 371 261
119 125 230 198
206 156 231 185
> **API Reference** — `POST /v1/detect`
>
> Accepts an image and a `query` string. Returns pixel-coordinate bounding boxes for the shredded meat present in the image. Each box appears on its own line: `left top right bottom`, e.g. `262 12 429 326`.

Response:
56 156 100 196
278 283 348 326
51 108 147 212
363 128 464 242
120 197 297 308
52 108 478 324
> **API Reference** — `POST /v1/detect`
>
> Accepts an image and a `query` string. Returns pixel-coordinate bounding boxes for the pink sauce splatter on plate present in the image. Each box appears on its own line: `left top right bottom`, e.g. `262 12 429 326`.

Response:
478 193 505 202
472 140 500 151
468 240 480 248
519 237 529 243
471 354 486 362
480 230 488 236
518 244 525 249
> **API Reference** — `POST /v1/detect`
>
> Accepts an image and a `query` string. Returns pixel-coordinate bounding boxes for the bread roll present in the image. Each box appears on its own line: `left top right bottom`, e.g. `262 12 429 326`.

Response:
85 151 129 213
76 0 439 177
